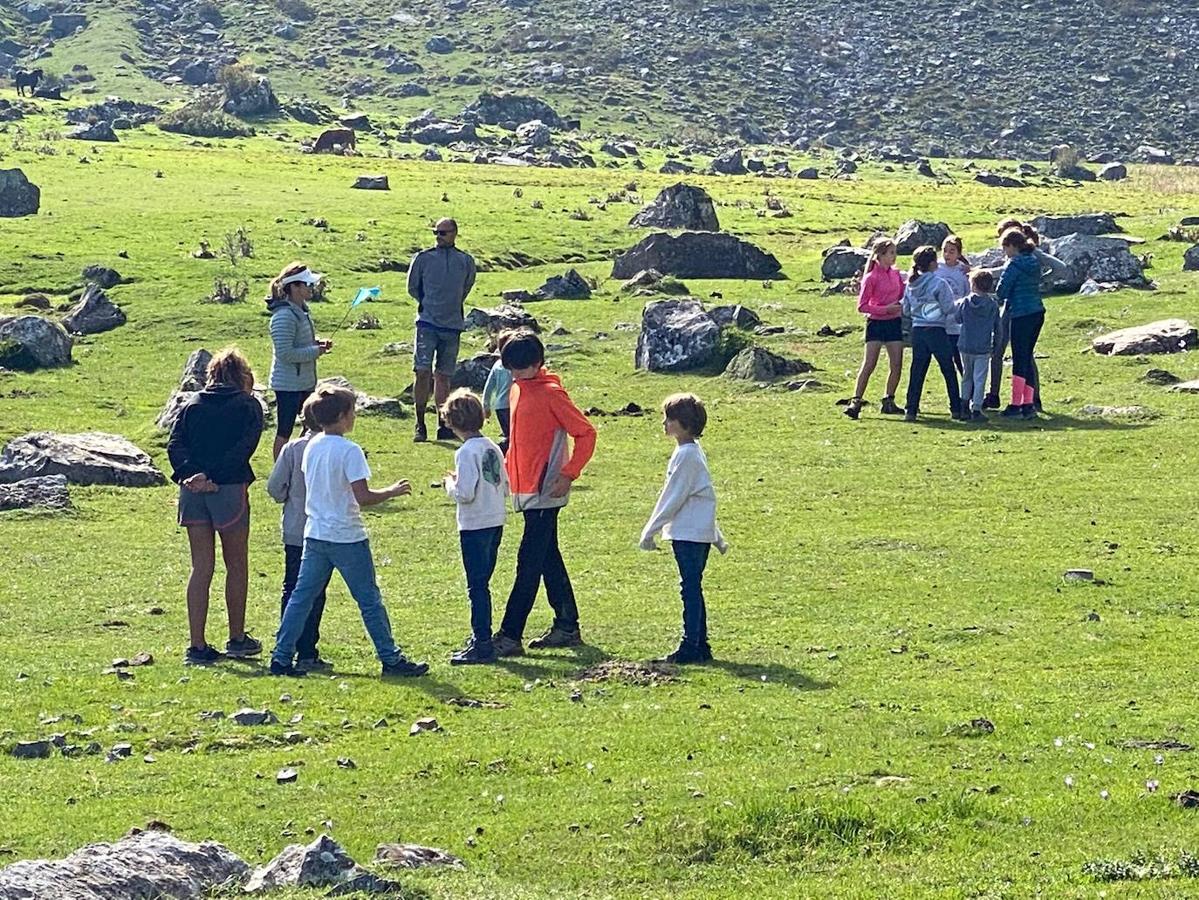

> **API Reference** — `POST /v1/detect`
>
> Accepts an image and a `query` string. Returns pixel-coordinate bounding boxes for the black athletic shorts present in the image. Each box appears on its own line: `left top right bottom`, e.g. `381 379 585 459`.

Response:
275 389 311 438
864 318 903 343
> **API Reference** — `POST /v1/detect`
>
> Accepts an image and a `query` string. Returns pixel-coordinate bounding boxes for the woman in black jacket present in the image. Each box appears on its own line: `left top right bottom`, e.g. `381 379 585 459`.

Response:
167 347 265 665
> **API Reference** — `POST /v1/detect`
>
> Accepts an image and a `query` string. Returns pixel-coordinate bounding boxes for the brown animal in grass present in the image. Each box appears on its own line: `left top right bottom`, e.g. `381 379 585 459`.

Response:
312 127 356 154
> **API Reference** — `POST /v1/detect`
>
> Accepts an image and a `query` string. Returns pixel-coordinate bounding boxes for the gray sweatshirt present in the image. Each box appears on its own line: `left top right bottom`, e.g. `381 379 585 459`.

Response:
267 300 320 391
954 292 1000 356
406 245 477 332
902 272 956 329
266 432 312 545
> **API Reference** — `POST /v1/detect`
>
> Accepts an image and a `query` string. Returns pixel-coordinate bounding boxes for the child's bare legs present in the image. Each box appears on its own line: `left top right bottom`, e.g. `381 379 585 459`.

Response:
186 525 216 648
852 342 882 400
218 524 250 641
884 341 904 397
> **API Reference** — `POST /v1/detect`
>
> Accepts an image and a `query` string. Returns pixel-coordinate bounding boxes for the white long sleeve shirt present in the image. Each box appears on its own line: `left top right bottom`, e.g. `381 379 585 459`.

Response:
640 442 729 551
445 435 509 531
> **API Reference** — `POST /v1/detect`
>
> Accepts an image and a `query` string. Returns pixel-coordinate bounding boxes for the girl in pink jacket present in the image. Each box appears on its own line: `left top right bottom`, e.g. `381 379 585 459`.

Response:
845 239 906 419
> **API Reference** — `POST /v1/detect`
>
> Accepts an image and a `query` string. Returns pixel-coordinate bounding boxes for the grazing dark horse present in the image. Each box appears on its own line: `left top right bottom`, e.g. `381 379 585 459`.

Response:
14 69 42 97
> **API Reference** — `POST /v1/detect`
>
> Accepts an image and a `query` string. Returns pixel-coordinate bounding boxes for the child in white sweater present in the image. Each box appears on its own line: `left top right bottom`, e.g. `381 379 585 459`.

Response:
640 393 728 664
442 389 510 665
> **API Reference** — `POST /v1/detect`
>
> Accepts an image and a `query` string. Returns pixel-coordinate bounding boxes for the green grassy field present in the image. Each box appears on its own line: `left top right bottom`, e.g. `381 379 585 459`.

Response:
2 126 1199 899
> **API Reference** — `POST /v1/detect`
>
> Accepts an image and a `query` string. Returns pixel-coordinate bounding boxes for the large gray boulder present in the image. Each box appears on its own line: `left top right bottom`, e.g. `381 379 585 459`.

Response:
515 119 551 148
412 121 477 145
821 246 870 281
894 220 951 255
1183 245 1199 272
634 299 721 372
157 349 214 430
222 77 278 117
0 827 248 899
0 168 39 217
724 346 813 381
629 183 719 231
245 836 361 892
534 269 591 300
0 315 73 370
451 353 499 392
62 284 126 335
612 232 781 280
0 474 71 511
465 304 540 333
0 432 167 486
708 148 746 175
1099 163 1128 181
1049 233 1147 286
66 121 118 142
1092 319 1198 356
463 92 563 128
1031 214 1121 238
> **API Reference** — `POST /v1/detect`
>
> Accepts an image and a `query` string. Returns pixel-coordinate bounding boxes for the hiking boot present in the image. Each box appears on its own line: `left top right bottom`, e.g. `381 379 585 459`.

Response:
529 627 583 649
269 659 306 678
296 655 332 673
656 642 713 665
450 638 497 666
413 421 428 443
1000 404 1025 418
879 396 905 415
842 399 862 421
436 424 457 441
970 410 987 422
982 394 1001 409
1021 403 1037 420
491 632 525 657
224 632 262 659
382 656 429 678
185 644 224 666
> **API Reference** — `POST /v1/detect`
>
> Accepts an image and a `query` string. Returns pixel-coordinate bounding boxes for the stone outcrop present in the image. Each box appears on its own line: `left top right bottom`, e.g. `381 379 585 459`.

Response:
629 183 719 231
0 315 73 370
0 432 167 487
0 168 39 217
634 299 721 372
612 232 781 280
1092 319 1198 356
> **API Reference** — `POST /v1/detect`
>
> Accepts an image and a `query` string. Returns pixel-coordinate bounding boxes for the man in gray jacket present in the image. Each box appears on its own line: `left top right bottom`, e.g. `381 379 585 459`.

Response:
407 218 477 442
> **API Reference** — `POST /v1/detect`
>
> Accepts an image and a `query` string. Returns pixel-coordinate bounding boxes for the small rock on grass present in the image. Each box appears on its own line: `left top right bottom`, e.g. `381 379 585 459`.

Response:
409 717 440 736
276 767 298 784
375 842 464 870
337 757 356 769
944 718 995 737
11 740 52 759
233 708 278 726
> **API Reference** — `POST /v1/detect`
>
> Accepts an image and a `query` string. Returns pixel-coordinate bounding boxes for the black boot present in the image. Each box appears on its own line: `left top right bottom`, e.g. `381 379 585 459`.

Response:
880 396 905 415
842 398 862 420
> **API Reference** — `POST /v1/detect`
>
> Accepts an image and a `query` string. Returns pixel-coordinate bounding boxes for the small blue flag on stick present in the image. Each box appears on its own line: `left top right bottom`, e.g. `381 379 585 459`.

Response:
336 286 383 329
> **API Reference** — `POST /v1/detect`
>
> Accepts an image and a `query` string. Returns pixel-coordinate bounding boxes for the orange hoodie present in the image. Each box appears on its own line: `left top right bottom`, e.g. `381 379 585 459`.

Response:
506 368 596 511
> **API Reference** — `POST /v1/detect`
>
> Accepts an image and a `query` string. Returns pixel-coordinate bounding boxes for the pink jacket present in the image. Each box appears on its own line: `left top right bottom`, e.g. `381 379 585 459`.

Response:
857 264 904 320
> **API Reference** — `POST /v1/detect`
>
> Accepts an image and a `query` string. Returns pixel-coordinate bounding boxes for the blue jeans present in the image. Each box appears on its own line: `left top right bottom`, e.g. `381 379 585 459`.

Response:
672 540 710 647
460 526 503 643
272 538 400 666
281 542 331 660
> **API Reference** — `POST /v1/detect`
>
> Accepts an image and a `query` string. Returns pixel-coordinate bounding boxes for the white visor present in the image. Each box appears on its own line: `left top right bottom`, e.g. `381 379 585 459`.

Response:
280 269 323 287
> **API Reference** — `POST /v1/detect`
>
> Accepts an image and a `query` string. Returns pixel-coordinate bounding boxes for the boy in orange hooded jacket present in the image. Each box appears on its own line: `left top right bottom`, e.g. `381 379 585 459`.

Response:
490 331 597 656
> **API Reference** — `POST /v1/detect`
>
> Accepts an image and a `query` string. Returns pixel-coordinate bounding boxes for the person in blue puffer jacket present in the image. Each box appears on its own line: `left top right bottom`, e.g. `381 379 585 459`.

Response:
995 229 1046 419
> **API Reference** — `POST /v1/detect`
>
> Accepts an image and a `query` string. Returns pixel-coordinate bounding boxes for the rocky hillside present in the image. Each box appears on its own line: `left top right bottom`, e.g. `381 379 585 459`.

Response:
1 0 1197 158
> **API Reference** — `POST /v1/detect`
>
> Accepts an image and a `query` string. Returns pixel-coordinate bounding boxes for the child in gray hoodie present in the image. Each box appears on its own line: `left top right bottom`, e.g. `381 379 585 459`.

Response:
266 406 333 671
954 270 1001 421
902 246 963 421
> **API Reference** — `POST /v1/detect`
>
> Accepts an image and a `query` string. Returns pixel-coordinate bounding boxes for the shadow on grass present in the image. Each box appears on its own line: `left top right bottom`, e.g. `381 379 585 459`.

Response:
706 658 833 691
219 658 469 700
876 410 1151 433
495 642 611 681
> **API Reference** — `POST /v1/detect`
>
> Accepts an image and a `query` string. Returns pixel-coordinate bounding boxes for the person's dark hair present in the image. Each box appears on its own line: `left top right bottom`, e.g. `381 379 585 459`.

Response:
663 392 707 438
1020 223 1042 246
500 330 545 370
865 238 896 275
909 245 938 283
1001 227 1033 254
441 388 485 433
206 347 254 391
303 384 356 430
969 269 995 293
270 261 308 302
300 403 319 435
996 217 1022 237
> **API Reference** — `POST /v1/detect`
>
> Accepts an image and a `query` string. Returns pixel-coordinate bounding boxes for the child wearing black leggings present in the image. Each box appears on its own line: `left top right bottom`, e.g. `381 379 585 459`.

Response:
995 228 1046 420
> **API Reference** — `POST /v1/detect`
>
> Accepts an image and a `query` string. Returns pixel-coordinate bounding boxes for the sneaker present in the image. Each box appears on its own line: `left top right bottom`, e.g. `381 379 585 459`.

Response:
381 656 430 678
450 638 497 666
842 399 862 421
904 411 917 423
1021 403 1037 420
269 659 306 678
656 642 713 665
296 655 332 673
970 410 986 422
880 397 905 415
1000 404 1025 418
185 644 224 666
982 394 1000 409
528 627 583 649
491 632 525 657
413 421 428 443
436 424 457 441
225 632 262 659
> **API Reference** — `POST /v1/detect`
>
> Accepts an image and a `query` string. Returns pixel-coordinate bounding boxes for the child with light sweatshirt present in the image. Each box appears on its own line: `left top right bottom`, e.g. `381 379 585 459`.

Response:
442 388 510 665
482 330 515 454
902 246 963 422
953 269 1000 421
640 393 729 664
265 406 333 671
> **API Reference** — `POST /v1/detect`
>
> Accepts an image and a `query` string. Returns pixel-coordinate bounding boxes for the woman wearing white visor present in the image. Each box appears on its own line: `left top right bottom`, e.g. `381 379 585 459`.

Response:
267 262 332 458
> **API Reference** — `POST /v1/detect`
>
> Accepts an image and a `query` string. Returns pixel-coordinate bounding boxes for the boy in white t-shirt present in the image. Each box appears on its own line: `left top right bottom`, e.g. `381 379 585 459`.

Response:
442 389 509 665
640 393 729 664
270 385 428 678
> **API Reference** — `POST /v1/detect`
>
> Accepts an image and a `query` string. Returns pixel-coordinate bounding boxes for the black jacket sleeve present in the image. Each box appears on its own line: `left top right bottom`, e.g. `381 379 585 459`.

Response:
166 403 198 483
